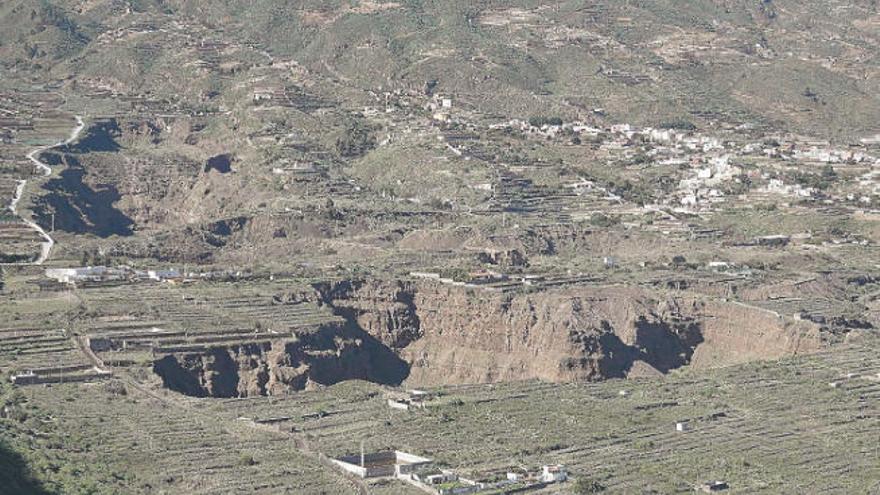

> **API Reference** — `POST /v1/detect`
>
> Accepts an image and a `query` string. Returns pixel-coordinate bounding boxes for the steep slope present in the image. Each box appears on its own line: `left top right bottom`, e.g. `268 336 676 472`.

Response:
314 280 823 386
152 321 410 398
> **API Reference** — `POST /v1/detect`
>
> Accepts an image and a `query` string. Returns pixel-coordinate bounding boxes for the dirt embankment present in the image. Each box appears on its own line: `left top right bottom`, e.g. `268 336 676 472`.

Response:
314 280 823 387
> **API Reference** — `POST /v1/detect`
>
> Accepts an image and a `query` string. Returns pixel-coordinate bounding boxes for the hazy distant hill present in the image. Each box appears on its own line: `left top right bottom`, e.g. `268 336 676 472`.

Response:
2 0 879 139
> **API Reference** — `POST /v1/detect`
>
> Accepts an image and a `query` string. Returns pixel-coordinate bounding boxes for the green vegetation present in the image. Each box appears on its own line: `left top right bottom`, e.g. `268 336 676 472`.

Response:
0 380 107 495
334 121 376 158
657 120 696 131
573 478 606 494
528 116 563 128
0 1 879 494
0 440 52 495
588 213 620 228
791 165 838 191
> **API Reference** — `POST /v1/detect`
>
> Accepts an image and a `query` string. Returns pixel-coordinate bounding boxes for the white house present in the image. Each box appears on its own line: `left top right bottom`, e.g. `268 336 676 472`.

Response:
45 266 113 283
147 268 182 281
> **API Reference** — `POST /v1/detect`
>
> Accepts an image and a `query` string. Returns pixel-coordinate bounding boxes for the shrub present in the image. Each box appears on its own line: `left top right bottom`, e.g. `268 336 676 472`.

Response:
528 116 563 127
573 478 606 493
334 122 376 158
658 120 696 131
589 213 620 228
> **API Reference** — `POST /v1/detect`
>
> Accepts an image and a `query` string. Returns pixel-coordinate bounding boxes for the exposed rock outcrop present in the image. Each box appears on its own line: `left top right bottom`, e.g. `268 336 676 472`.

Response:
152 322 409 398
153 279 824 397
314 280 823 387
314 280 423 350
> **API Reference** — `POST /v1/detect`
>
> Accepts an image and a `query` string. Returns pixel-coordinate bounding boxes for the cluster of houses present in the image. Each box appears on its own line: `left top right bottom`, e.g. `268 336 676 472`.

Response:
678 154 738 207
332 448 568 495
331 81 879 218
44 266 183 285
355 83 880 218
406 464 567 495
41 266 263 288
361 90 455 123
487 116 880 212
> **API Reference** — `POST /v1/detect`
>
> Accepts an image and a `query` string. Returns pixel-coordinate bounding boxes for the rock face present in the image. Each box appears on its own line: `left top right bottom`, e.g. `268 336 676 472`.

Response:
152 322 409 398
314 280 422 350
315 280 823 387
152 279 823 396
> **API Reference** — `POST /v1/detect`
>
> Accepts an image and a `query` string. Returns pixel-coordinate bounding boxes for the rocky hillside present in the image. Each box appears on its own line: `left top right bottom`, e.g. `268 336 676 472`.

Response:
6 0 879 139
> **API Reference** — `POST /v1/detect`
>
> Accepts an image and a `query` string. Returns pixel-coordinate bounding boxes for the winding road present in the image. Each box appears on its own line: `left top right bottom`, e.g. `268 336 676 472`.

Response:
5 115 84 265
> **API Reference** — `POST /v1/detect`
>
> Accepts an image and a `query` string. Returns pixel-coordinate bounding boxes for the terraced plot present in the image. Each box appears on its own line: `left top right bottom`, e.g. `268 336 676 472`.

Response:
201 338 880 493
20 381 361 494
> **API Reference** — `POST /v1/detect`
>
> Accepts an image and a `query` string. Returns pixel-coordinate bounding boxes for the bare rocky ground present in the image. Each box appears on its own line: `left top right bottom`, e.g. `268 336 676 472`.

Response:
1 1 880 493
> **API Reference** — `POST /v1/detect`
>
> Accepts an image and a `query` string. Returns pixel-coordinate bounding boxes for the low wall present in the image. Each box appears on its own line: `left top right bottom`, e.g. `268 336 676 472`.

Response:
332 459 394 478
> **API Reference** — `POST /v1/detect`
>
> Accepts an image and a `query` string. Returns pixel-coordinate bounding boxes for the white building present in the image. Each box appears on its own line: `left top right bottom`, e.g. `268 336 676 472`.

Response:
540 465 568 483
147 268 182 281
425 471 458 485
45 266 115 283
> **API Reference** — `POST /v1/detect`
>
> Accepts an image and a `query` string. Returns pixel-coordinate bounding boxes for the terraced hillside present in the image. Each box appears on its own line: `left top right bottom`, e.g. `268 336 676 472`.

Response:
1 1 879 494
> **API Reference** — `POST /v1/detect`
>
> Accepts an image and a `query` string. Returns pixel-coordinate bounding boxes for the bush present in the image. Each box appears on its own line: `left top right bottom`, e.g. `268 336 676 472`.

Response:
589 213 620 228
334 122 376 158
528 116 563 127
658 120 696 131
792 168 834 190
573 478 606 493
103 381 127 397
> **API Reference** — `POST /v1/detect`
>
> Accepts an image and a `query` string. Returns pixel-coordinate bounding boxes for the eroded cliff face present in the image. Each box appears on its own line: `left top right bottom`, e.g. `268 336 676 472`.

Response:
313 280 422 349
152 322 409 398
313 280 823 387
152 280 823 396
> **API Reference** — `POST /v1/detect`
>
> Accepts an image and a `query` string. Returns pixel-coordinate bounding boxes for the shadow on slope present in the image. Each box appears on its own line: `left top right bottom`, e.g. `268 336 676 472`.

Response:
33 154 134 238
152 322 409 398
0 439 53 495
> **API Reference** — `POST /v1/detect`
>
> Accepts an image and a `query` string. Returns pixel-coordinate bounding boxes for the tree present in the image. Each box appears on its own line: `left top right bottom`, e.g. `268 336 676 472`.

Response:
335 122 376 158
528 116 563 128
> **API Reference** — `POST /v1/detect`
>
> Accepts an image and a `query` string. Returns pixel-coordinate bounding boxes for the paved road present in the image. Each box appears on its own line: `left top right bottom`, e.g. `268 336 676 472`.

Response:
5 115 84 265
